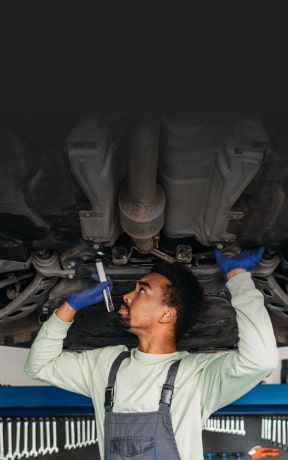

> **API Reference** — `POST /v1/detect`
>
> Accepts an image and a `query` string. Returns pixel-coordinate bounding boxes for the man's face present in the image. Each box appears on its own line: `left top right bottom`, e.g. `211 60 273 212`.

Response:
118 272 171 333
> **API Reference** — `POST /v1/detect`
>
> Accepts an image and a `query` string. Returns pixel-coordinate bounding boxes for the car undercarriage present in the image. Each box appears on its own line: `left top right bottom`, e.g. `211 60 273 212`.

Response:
1 108 288 349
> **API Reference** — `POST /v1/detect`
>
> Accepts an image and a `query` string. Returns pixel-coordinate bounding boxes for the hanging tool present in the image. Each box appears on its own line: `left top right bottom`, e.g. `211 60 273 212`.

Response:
76 417 81 448
95 259 114 312
5 418 13 460
248 446 280 459
91 419 97 444
86 419 91 446
217 453 230 459
29 418 38 457
0 418 4 460
51 418 59 454
38 418 45 456
70 418 76 449
21 419 29 459
64 418 71 450
44 418 52 455
81 418 86 447
14 418 21 460
204 416 246 435
282 418 286 448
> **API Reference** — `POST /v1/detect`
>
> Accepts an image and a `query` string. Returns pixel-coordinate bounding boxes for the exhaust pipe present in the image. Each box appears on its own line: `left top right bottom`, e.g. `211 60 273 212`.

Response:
119 112 165 252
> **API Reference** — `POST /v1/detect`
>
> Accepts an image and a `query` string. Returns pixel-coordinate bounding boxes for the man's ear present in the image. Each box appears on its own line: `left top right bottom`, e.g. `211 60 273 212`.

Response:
159 307 177 323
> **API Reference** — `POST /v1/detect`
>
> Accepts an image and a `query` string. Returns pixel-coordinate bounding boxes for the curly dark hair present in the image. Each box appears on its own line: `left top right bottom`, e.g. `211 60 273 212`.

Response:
151 260 203 342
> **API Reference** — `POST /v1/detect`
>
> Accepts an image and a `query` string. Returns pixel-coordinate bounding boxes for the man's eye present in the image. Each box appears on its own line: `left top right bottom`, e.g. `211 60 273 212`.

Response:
139 287 145 294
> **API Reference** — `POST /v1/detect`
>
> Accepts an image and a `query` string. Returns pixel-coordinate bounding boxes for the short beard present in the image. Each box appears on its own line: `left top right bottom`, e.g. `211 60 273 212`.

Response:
117 313 131 331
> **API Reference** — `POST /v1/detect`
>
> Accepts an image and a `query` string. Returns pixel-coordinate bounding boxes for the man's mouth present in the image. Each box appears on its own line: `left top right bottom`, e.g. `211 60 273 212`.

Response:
117 304 131 330
118 304 129 316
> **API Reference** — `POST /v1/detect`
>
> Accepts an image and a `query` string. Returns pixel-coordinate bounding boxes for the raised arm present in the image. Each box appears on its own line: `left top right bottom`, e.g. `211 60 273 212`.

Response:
200 247 278 415
24 278 110 395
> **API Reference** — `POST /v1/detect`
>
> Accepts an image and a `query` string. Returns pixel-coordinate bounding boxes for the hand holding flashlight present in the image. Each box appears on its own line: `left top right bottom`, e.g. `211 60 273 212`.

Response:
65 261 114 312
95 259 114 312
65 279 110 311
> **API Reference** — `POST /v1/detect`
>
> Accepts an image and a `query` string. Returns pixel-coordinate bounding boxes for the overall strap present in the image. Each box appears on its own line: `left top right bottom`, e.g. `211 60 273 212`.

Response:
159 360 181 411
104 351 130 412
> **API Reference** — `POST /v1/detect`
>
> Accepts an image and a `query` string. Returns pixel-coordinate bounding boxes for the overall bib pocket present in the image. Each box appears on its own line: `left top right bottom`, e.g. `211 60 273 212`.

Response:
110 436 156 459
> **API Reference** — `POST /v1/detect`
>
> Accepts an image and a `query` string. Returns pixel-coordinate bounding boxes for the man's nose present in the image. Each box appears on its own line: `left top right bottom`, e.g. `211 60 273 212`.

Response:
123 290 133 304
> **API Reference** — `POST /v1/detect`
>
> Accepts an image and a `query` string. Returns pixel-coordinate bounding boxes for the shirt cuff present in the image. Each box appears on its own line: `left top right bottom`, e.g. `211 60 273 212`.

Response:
42 310 73 335
226 271 255 297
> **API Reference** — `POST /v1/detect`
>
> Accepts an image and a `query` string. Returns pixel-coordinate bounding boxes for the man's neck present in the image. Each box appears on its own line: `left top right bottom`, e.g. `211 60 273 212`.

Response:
137 335 177 354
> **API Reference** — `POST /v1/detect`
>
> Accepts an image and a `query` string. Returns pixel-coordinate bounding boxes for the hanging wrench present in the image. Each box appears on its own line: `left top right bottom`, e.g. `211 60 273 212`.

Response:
76 418 81 448
0 418 4 460
5 418 13 460
91 419 97 444
13 418 21 460
29 418 38 457
225 416 230 434
240 417 246 436
235 417 241 435
38 418 45 456
70 418 76 449
86 419 91 446
261 418 265 440
81 418 86 447
43 418 52 455
282 418 286 449
277 418 282 446
64 418 70 450
21 419 30 459
272 417 277 445
231 417 236 434
51 418 59 454
267 418 272 441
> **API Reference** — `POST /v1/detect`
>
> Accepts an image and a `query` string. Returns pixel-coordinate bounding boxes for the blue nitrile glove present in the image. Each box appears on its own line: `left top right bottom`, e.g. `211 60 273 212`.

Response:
66 274 112 311
214 246 265 280
91 273 113 290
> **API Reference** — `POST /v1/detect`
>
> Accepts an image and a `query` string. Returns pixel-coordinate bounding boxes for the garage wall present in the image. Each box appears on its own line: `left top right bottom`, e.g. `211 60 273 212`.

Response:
0 346 48 386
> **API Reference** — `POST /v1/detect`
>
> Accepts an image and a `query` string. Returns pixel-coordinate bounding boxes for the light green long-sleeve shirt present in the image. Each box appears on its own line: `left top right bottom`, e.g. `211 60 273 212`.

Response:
25 272 278 460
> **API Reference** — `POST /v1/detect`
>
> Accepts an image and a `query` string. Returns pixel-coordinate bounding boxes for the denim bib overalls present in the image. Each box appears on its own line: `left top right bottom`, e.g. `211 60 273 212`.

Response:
104 351 182 460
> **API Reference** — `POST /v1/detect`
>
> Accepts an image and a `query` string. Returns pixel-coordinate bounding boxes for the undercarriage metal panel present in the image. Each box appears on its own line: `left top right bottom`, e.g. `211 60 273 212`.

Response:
0 126 51 241
0 126 89 247
228 148 288 246
67 116 128 246
254 274 288 320
159 113 268 246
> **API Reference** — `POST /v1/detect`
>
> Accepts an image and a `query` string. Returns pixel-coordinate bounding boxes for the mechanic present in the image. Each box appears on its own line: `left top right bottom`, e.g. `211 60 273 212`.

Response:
25 248 278 460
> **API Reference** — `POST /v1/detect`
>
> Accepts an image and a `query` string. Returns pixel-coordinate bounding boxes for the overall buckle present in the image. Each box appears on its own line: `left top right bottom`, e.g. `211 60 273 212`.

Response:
105 386 114 408
160 383 174 405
